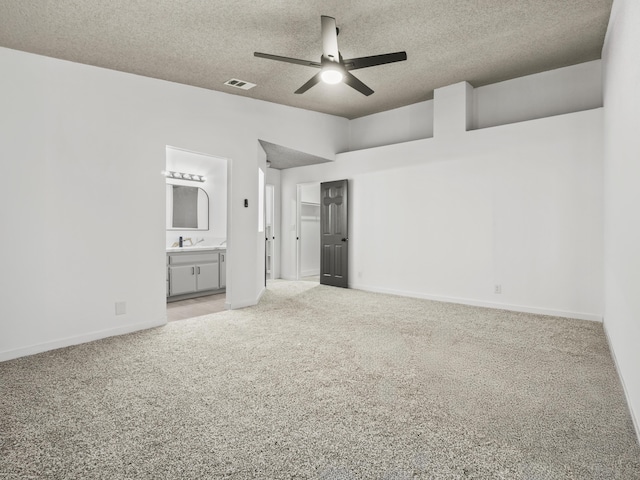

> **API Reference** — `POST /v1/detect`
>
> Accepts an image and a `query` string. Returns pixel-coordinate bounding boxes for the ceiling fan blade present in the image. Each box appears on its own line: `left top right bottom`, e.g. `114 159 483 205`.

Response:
295 72 323 94
343 51 408 70
320 15 340 61
344 72 374 96
254 52 321 68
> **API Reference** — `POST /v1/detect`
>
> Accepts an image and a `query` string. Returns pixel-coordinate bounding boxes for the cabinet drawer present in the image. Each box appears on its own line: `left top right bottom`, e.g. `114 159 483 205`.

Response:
168 252 218 265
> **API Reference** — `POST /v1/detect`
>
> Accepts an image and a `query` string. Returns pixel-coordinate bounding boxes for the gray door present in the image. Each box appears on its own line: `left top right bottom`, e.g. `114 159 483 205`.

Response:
320 179 348 288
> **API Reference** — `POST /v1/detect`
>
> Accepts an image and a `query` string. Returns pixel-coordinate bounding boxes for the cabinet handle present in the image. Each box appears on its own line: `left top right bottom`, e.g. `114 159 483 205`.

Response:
197 266 201 275
221 254 225 261
191 267 195 275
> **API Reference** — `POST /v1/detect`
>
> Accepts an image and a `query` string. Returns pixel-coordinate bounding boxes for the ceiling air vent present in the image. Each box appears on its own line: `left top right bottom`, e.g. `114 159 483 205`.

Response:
224 78 256 90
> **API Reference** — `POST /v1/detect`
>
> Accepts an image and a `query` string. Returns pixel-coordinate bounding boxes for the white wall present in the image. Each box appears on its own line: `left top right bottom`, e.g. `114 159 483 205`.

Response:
473 60 603 129
282 95 603 320
348 100 434 151
266 167 281 279
346 61 602 152
165 146 227 247
602 0 640 438
0 47 348 361
300 183 320 204
256 148 267 298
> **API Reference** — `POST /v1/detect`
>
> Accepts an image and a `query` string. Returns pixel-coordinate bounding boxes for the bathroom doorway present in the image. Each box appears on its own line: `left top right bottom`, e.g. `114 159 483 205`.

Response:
165 146 229 321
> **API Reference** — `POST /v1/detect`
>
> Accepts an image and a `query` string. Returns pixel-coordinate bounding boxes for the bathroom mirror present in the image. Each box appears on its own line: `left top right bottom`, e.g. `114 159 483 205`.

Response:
166 184 209 230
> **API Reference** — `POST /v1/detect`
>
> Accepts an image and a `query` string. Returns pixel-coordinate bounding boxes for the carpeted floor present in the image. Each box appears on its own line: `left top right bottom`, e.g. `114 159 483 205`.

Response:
1 280 639 479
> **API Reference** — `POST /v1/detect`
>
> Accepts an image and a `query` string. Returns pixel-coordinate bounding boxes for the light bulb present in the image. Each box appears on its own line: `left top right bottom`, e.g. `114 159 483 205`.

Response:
321 67 343 85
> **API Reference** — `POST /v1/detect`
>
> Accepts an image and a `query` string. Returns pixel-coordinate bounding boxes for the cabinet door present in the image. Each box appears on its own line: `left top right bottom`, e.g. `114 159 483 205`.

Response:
170 265 197 296
219 252 226 288
197 262 219 291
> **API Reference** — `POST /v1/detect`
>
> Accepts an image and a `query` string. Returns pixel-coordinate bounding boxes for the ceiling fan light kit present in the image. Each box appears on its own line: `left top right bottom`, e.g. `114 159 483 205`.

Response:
254 15 407 96
320 64 344 84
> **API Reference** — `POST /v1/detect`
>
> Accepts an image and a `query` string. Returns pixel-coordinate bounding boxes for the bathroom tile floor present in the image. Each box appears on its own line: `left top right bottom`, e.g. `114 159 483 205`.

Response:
166 293 226 322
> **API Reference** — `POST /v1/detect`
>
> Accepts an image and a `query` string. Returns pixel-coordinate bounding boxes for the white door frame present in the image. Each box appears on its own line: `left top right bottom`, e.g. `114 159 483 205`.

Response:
265 183 275 280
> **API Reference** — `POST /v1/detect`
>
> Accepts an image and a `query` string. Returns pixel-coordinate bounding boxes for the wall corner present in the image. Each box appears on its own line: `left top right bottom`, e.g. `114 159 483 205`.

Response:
434 81 475 138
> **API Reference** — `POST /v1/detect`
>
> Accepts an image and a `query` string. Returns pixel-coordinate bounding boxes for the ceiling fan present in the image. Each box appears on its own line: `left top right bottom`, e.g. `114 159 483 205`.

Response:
254 15 407 96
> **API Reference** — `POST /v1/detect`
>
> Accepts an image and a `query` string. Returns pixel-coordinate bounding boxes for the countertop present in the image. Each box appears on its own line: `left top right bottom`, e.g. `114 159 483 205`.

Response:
166 245 226 253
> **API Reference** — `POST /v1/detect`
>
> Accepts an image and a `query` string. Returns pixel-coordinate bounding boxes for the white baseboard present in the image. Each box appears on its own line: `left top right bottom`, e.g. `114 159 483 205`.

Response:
348 283 603 322
0 317 167 363
226 287 265 310
603 322 640 444
257 286 266 301
227 298 256 309
301 269 320 278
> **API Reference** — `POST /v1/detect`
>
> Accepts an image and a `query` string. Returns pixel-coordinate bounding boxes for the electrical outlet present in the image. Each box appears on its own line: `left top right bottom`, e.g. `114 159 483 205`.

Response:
115 301 127 315
494 285 502 294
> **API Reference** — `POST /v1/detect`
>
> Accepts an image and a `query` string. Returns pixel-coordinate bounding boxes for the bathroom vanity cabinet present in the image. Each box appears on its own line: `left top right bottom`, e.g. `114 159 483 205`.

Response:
166 248 226 301
219 250 226 288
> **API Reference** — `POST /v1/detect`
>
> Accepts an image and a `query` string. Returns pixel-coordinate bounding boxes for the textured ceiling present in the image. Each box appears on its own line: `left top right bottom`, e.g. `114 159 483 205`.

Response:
0 0 613 119
259 140 331 170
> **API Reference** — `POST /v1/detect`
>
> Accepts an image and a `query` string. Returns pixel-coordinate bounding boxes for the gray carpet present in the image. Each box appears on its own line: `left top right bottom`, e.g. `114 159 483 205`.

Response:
1 281 639 479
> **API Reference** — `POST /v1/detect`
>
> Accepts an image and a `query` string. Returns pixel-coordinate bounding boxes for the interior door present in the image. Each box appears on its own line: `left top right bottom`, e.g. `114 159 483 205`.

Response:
320 179 348 288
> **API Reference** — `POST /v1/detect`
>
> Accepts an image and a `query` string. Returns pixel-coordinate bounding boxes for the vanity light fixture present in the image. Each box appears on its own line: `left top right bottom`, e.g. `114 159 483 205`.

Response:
164 171 206 183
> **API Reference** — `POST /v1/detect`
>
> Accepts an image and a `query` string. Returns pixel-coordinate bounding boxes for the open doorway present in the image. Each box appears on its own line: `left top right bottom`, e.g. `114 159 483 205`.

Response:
297 182 321 282
265 184 276 281
165 146 229 322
